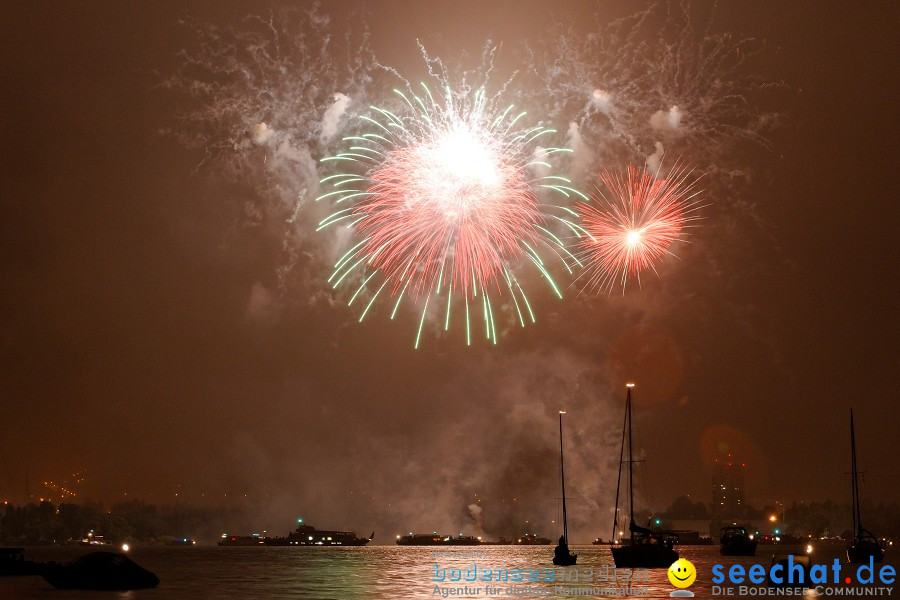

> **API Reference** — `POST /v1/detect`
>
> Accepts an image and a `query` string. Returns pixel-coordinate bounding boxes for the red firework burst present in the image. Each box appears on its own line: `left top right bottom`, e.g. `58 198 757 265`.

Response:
575 162 702 292
355 124 542 299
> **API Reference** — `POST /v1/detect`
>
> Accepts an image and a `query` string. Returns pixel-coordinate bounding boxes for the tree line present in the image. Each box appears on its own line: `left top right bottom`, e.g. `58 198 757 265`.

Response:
1 500 248 545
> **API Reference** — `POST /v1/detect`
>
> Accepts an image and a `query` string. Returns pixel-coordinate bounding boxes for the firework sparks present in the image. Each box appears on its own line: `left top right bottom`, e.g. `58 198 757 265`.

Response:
318 82 585 347
167 9 779 345
574 162 703 293
524 3 783 176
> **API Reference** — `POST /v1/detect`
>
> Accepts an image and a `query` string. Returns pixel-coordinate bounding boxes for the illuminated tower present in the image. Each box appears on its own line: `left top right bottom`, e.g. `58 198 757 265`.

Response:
712 455 746 517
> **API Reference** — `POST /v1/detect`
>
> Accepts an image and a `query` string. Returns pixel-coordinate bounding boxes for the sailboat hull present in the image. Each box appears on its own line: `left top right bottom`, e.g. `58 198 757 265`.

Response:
552 554 577 566
719 529 758 556
847 543 884 564
611 543 678 568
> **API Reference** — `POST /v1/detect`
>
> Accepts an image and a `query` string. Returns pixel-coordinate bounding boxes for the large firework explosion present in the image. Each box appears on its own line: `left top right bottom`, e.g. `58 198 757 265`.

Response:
574 162 703 293
317 80 588 347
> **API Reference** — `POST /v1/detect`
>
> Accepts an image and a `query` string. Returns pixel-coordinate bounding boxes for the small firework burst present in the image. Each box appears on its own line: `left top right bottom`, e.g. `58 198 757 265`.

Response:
575 162 703 293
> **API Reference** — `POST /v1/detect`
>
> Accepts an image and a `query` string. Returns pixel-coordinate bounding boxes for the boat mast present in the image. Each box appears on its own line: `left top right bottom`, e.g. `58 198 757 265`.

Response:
612 387 629 543
559 411 569 544
627 385 635 545
850 409 861 541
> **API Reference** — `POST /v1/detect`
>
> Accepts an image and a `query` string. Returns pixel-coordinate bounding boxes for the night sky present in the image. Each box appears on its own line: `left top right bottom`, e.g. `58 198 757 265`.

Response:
1 1 898 541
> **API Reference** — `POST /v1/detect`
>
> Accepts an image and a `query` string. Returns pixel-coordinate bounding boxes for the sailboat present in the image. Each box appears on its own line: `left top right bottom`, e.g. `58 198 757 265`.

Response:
610 384 678 568
553 411 577 566
847 409 886 563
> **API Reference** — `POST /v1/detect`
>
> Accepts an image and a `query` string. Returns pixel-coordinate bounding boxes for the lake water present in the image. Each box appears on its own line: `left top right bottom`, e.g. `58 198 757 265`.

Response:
2 543 895 599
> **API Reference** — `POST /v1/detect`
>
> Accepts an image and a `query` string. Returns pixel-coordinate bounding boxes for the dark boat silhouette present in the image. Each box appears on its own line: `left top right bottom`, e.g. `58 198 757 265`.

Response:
396 533 480 545
720 526 758 556
552 410 577 566
218 534 265 546
515 534 551 545
41 551 159 590
265 521 373 546
847 410 886 563
610 384 679 569
0 547 41 576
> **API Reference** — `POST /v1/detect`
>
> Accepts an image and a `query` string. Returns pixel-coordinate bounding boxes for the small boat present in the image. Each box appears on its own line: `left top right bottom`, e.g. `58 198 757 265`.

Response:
169 537 196 546
0 547 41 576
78 531 112 546
720 526 758 556
515 534 551 545
552 411 577 566
610 384 679 569
41 551 159 590
395 533 479 546
847 410 886 563
218 534 265 546
768 554 811 588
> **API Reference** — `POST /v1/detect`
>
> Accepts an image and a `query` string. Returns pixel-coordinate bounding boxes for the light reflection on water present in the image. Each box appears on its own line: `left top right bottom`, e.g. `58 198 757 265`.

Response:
1 544 895 599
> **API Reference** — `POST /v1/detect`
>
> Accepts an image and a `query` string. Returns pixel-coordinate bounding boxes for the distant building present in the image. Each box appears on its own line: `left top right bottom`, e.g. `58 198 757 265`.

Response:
712 455 746 518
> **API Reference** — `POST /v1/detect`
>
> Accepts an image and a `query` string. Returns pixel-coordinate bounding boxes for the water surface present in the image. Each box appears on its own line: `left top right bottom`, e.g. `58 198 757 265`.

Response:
2 543 894 598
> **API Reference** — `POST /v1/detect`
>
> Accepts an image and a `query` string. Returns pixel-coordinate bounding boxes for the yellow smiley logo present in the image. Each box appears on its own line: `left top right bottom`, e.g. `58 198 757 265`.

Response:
668 558 696 588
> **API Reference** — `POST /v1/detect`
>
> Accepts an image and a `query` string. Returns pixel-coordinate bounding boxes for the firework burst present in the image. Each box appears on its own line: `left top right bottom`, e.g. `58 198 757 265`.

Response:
574 162 703 293
318 83 585 347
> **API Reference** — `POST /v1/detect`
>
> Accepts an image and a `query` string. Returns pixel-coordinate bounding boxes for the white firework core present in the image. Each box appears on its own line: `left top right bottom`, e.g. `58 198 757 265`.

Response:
408 124 505 220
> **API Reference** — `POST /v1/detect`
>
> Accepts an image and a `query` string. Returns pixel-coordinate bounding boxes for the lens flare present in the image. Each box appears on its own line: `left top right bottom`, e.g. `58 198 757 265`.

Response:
574 162 703 293
318 83 583 347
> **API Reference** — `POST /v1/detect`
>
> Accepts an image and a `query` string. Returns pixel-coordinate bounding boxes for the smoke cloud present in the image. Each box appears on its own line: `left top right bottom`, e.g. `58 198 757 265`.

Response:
591 89 613 114
565 121 595 178
645 141 666 174
649 105 684 133
320 93 352 143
